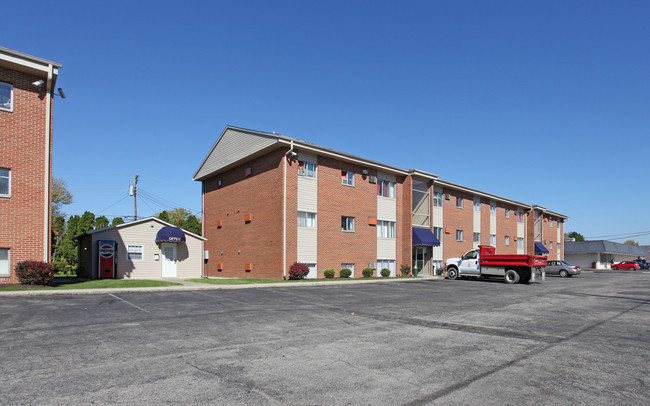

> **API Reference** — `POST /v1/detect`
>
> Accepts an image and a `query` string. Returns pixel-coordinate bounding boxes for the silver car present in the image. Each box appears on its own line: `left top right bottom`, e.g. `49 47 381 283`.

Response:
546 260 581 277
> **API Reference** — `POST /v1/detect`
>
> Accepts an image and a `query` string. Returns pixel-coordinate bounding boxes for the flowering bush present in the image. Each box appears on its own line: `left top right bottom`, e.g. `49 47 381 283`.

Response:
15 261 55 285
362 267 374 278
380 268 390 277
340 268 352 278
288 262 310 280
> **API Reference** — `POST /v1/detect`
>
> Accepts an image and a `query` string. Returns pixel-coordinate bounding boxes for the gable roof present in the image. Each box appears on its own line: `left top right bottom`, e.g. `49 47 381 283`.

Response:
565 240 648 256
74 216 206 241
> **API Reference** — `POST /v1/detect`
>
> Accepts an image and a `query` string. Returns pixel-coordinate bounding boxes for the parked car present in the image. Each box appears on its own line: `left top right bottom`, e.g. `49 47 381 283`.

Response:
611 261 640 271
545 260 581 277
634 259 649 270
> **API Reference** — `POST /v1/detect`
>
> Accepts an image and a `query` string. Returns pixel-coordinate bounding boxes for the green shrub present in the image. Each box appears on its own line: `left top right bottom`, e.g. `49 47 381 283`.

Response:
288 262 310 280
323 269 335 279
380 268 390 277
435 266 446 276
362 267 374 278
340 268 352 278
400 264 411 277
15 261 54 285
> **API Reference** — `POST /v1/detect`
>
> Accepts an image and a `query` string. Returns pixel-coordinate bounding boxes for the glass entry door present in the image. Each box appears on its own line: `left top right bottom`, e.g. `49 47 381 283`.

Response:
412 247 431 276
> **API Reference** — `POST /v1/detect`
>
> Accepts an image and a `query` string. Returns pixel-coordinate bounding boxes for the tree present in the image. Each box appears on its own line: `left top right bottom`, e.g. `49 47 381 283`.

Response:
78 211 96 235
95 216 109 230
184 214 202 236
155 208 201 235
51 177 73 217
623 240 639 246
51 215 66 260
157 210 170 223
111 217 125 226
56 214 80 268
565 231 584 241
168 208 192 226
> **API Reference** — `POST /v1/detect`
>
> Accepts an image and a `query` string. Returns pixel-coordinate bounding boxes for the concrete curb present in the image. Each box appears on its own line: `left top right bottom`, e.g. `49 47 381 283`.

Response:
0 276 444 296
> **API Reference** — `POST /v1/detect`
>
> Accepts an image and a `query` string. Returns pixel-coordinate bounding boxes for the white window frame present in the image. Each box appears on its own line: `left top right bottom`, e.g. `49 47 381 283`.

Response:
490 234 496 245
341 170 354 186
377 259 396 276
341 216 355 232
0 82 13 112
473 232 480 243
549 219 554 227
473 200 480 212
297 211 317 228
490 202 497 215
456 197 463 208
377 220 396 238
378 179 395 199
0 168 10 198
505 236 510 246
517 238 525 250
505 209 510 218
456 229 463 241
433 227 443 242
0 248 10 276
341 263 355 277
298 161 317 178
550 241 553 250
433 192 443 207
126 245 144 261
517 210 524 223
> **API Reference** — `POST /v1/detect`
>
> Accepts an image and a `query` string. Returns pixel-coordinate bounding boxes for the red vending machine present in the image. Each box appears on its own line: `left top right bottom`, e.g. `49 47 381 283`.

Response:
98 240 116 279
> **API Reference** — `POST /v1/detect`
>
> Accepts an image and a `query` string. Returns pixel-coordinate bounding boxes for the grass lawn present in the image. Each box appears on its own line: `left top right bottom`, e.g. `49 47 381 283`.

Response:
0 278 182 291
186 277 414 285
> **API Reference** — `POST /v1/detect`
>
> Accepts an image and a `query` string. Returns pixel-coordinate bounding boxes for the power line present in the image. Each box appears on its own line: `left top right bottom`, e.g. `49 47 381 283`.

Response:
96 195 130 215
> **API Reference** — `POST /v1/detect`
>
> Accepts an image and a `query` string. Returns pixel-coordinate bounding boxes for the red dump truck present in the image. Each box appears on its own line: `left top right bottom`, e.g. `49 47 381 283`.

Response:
445 245 547 284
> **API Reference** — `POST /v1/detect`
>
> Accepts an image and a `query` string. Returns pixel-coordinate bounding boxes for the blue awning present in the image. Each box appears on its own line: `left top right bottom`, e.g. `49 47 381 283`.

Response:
535 242 549 254
155 226 186 243
413 228 441 247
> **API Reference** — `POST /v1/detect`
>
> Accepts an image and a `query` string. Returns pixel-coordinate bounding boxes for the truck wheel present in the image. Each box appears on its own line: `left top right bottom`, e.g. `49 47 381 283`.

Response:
504 269 520 284
559 269 568 278
447 267 459 280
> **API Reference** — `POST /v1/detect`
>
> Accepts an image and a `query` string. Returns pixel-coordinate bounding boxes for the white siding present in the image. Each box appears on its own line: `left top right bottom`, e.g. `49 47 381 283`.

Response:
297 228 318 263
432 186 443 263
557 227 561 259
473 197 481 249
377 197 396 221
297 153 318 265
489 200 497 239
517 222 525 254
377 238 395 260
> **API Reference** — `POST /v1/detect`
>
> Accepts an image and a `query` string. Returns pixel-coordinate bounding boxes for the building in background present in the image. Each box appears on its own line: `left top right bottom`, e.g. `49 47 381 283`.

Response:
0 47 61 284
565 240 649 270
195 126 568 279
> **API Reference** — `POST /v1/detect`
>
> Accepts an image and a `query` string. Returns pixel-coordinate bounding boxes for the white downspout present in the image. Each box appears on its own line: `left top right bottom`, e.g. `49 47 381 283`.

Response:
283 140 294 279
44 65 53 262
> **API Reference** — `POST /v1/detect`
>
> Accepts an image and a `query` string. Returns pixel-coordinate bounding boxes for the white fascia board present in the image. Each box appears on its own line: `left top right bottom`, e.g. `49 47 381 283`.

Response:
435 179 531 209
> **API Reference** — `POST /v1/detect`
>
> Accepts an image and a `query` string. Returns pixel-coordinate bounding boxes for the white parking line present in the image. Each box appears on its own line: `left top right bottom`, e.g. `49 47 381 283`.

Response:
108 293 149 313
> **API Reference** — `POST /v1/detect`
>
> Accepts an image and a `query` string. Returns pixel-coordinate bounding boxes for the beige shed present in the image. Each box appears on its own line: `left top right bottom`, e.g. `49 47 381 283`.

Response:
76 217 206 279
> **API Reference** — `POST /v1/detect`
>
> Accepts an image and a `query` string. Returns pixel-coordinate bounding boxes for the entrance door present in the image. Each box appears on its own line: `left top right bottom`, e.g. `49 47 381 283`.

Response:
412 247 431 276
161 244 177 277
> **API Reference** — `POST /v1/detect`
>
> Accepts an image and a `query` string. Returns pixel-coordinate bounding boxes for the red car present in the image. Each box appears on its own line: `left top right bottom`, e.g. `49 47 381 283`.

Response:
611 261 641 270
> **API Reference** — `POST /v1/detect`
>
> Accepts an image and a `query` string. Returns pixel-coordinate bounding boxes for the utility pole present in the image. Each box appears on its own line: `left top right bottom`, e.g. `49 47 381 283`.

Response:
129 175 139 220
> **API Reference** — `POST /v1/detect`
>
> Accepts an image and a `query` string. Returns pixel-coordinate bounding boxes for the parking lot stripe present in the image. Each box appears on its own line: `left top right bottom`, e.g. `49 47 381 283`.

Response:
108 293 149 313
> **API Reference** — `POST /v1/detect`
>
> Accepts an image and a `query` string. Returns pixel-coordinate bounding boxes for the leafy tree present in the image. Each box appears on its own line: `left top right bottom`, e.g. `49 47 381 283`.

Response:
157 210 170 223
156 208 201 235
111 217 125 226
51 177 73 217
95 216 109 230
565 231 584 241
78 211 96 234
51 215 66 259
56 215 80 268
184 214 202 236
168 208 192 226
623 240 639 246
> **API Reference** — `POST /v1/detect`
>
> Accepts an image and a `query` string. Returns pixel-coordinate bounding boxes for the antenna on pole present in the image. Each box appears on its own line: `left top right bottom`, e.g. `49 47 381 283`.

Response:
130 175 139 220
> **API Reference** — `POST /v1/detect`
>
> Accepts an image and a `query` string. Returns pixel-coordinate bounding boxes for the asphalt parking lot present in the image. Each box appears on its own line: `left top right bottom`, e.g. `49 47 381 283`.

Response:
1 272 649 405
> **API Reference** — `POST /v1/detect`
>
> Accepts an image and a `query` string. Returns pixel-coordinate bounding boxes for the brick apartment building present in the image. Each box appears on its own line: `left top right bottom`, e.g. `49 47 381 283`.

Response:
195 127 568 279
0 47 62 284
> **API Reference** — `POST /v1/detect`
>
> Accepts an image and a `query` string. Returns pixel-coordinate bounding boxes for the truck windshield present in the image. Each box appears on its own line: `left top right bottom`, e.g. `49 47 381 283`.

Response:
462 251 478 260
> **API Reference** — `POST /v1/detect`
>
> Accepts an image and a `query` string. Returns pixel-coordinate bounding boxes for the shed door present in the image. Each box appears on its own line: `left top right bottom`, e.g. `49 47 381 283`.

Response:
161 244 177 277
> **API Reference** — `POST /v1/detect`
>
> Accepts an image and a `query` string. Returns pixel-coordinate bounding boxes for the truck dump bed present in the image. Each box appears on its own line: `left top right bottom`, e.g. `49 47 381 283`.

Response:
478 245 547 268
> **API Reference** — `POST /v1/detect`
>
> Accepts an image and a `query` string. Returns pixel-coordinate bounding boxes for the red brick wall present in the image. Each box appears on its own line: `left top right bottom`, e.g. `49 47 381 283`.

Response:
400 175 412 273
315 156 378 277
202 148 285 279
497 203 518 254
442 188 474 259
0 67 51 284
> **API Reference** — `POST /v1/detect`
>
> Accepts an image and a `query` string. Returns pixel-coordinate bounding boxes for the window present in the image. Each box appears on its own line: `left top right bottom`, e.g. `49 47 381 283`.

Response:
557 242 561 251
341 263 355 277
0 82 13 112
456 230 463 241
377 220 396 238
490 202 497 215
0 168 10 197
298 161 317 178
0 248 9 276
412 179 429 226
517 210 524 223
377 260 395 276
505 236 510 246
549 219 554 227
432 260 443 274
341 170 354 186
341 216 355 232
490 234 496 245
433 227 443 242
378 179 395 198
473 232 480 243
473 200 481 212
505 209 510 218
127 245 143 261
298 211 317 228
433 192 443 207
518 237 525 250
550 241 554 250
456 197 463 208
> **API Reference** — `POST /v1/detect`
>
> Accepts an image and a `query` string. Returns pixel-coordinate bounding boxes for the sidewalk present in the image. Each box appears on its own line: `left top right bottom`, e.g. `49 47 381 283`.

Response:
0 275 443 296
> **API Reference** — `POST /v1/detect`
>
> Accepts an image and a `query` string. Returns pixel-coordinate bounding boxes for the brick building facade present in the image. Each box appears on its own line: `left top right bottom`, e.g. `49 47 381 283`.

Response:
0 47 61 283
195 126 568 279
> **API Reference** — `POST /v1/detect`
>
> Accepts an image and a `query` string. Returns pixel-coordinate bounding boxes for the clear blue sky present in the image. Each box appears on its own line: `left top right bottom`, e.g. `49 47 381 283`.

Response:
5 1 650 244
